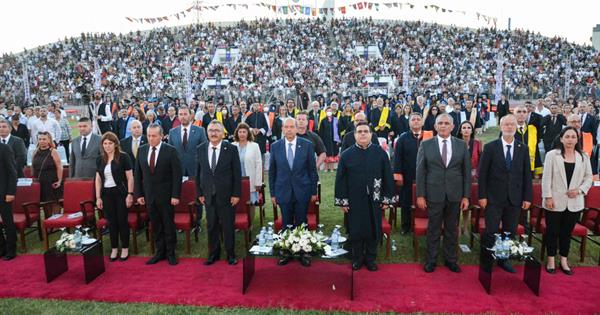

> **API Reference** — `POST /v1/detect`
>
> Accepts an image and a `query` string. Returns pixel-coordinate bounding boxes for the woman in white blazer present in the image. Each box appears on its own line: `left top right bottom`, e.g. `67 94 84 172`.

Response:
541 127 593 275
232 122 263 205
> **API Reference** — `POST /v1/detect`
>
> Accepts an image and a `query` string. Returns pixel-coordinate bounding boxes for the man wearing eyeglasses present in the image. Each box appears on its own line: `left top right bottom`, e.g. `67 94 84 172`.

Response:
514 104 543 177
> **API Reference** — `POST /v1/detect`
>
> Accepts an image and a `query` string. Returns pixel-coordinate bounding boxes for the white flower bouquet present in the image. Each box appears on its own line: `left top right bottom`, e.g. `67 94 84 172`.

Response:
55 233 77 253
273 224 328 256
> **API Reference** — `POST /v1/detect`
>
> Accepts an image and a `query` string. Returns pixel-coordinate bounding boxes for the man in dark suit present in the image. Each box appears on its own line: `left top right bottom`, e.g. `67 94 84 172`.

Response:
416 113 471 273
269 117 319 266
88 90 113 134
134 123 182 266
121 120 147 172
393 112 424 234
169 106 207 178
542 103 566 153
114 109 133 140
525 101 543 138
478 114 533 273
0 119 27 178
0 142 17 260
578 101 596 134
196 120 241 266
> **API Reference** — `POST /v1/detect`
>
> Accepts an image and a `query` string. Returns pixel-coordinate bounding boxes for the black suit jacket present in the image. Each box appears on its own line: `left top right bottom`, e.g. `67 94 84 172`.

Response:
5 136 27 178
527 112 543 141
542 114 566 145
121 136 148 169
134 143 182 205
0 143 17 198
496 100 510 119
195 141 241 207
580 113 596 134
478 139 533 207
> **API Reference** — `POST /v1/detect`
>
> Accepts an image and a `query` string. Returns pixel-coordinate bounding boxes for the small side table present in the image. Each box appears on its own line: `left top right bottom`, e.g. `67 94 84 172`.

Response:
44 241 105 284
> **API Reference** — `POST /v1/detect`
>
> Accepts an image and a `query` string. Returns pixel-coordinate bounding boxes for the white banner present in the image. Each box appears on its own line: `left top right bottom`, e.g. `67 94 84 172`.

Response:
402 51 410 94
494 54 504 103
22 62 30 102
94 60 101 90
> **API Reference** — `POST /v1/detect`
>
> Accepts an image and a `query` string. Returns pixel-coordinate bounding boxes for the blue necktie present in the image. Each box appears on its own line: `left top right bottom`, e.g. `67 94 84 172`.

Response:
287 143 294 169
505 145 512 170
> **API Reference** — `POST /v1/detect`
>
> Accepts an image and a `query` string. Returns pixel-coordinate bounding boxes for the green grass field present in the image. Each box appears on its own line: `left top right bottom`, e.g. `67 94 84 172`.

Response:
4 126 599 314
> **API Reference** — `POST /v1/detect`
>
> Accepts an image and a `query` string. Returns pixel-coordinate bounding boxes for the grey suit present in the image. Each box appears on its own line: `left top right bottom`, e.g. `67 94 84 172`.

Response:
70 134 101 178
168 125 207 177
3 135 27 178
416 136 471 264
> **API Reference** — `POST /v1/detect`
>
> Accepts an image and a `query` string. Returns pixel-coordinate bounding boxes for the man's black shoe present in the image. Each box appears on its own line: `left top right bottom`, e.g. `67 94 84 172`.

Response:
167 256 178 266
278 256 291 266
366 261 378 272
146 255 165 265
300 256 311 267
424 262 436 273
2 254 16 261
227 257 238 265
204 256 219 266
444 261 461 273
352 261 362 271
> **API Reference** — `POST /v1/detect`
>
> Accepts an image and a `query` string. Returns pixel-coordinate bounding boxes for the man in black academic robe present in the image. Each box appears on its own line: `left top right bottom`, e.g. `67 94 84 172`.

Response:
369 100 391 139
246 103 269 154
335 122 395 271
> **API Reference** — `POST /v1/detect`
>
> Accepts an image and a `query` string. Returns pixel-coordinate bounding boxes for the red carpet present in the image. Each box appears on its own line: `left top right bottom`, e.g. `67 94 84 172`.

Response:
0 255 598 314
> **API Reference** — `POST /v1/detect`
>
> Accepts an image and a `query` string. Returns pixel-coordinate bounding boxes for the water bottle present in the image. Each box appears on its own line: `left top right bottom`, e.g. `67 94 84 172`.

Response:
258 232 266 249
502 234 511 259
331 229 339 253
266 227 273 247
391 239 397 252
494 234 502 258
74 227 82 250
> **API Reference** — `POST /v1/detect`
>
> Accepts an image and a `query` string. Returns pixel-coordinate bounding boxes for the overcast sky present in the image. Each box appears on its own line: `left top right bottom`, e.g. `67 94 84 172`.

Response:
1 0 598 55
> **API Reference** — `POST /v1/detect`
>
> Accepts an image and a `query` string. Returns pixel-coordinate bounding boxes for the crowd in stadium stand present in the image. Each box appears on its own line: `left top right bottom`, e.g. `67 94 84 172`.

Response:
1 17 599 108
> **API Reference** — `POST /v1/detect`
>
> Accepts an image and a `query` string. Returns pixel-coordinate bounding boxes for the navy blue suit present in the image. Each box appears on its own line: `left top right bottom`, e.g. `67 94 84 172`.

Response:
269 137 318 228
168 125 207 177
393 131 422 232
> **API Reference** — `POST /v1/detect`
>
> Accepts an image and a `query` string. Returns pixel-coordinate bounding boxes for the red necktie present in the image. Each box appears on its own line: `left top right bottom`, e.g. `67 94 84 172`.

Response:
150 147 156 174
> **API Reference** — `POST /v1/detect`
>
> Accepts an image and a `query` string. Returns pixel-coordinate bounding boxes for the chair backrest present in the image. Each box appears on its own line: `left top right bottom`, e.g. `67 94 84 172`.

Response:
13 182 41 214
63 179 94 214
412 184 428 218
308 182 321 215
236 177 251 214
175 180 197 213
532 183 542 208
23 167 33 178
585 186 600 209
62 166 69 180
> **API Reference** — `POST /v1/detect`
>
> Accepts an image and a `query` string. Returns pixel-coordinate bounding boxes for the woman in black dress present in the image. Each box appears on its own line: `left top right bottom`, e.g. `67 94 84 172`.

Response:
31 132 63 214
423 105 440 134
10 115 30 147
318 106 341 172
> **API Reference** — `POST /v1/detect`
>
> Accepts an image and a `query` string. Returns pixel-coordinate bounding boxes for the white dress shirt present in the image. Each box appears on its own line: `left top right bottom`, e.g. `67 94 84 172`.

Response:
31 118 61 144
437 135 452 167
1 134 11 144
501 137 515 162
285 137 297 161
80 135 89 151
147 141 162 166
180 124 191 143
208 141 222 169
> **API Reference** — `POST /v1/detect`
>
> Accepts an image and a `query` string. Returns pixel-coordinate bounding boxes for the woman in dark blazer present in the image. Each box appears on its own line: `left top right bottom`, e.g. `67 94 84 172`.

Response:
95 132 134 262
